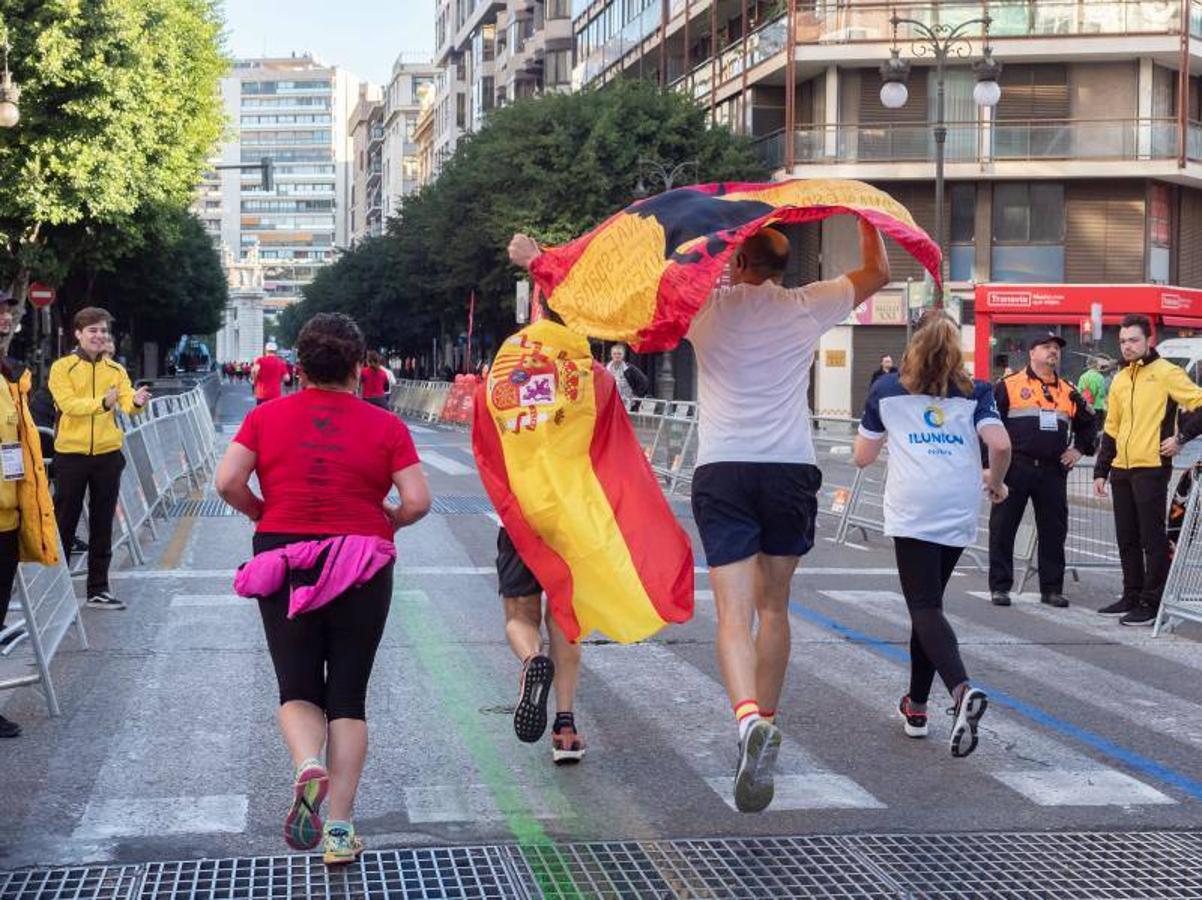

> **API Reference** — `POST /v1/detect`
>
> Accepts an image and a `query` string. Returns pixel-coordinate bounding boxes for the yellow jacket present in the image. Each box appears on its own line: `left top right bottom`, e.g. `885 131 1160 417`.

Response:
48 352 144 455
1094 350 1202 476
0 365 59 565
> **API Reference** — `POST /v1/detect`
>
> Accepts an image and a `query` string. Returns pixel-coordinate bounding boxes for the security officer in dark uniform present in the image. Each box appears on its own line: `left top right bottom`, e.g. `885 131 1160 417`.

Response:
988 332 1097 607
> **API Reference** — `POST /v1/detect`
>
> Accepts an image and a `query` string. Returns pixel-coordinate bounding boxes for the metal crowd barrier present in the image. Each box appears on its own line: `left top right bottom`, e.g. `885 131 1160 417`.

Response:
6 376 220 715
1156 470 1202 635
391 380 453 423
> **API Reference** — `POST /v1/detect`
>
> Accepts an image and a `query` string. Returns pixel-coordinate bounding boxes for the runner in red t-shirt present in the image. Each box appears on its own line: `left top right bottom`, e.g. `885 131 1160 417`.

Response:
359 351 391 409
252 343 289 404
216 313 431 864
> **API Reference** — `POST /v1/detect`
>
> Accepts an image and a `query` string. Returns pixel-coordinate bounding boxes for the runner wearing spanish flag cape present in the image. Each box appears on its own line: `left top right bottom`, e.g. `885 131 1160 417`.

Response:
472 236 695 763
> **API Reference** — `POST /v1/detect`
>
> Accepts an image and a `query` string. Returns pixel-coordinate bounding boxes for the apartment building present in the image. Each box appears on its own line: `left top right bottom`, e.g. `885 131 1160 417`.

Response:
433 0 573 174
202 55 361 342
574 0 1202 414
349 85 385 244
381 59 440 214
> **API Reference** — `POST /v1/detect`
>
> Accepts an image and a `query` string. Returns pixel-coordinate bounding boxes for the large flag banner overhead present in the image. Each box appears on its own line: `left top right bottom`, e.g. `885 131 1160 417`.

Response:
472 318 694 643
528 178 942 352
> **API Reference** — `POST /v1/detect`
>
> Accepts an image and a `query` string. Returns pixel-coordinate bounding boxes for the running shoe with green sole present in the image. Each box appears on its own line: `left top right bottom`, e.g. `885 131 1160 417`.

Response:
284 758 328 851
734 720 781 813
323 821 364 866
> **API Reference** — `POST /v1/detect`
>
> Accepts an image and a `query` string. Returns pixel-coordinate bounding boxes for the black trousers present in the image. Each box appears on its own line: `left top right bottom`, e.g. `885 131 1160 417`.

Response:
894 537 968 705
1111 466 1173 610
54 450 125 596
0 529 19 631
988 459 1068 594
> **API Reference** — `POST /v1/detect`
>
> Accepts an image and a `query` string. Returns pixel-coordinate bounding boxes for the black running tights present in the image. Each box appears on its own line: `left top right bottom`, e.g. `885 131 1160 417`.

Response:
893 537 969 705
253 533 393 721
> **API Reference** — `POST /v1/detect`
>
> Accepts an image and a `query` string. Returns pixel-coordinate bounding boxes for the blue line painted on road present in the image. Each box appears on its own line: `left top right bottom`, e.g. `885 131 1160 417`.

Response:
788 600 1202 802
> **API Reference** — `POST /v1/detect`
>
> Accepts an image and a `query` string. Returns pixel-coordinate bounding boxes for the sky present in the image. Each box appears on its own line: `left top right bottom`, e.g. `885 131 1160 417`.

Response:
221 0 435 88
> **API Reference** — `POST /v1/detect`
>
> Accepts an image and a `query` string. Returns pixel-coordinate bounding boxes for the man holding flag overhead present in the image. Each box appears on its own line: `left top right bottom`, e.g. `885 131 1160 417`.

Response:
686 219 890 812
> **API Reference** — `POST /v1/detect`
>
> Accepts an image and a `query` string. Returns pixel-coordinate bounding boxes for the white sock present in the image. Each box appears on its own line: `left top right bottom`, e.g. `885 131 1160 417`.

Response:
738 713 762 744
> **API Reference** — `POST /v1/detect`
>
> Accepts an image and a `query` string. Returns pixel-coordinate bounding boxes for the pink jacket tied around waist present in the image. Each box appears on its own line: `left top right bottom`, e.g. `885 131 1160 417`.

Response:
235 534 397 618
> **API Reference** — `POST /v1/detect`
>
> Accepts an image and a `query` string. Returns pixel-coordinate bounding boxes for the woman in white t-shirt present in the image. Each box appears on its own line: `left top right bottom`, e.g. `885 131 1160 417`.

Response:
853 313 1012 759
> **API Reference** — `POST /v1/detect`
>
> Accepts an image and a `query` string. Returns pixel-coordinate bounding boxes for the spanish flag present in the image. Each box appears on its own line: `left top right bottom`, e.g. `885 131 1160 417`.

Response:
472 318 694 643
529 178 941 352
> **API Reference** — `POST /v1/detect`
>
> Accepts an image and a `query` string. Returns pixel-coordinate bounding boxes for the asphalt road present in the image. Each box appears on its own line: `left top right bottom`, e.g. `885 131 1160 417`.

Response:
1 385 1200 871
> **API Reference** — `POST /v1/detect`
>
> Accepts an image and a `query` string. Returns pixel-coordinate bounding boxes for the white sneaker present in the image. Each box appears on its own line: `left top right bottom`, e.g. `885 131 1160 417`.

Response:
86 592 126 611
949 687 988 758
733 720 781 813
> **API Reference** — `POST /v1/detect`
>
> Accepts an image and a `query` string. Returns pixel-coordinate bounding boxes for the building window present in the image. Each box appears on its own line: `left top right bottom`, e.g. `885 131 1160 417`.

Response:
545 50 572 87
1150 182 1172 284
546 0 570 18
991 182 1065 282
949 183 975 282
456 93 467 128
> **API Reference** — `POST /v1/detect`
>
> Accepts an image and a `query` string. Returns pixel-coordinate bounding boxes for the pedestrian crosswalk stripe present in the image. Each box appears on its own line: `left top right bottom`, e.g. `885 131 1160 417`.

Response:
584 642 884 812
692 593 1176 809
72 795 248 840
992 770 1175 807
407 424 434 434
824 591 1202 751
420 450 475 475
965 591 1202 670
170 594 244 608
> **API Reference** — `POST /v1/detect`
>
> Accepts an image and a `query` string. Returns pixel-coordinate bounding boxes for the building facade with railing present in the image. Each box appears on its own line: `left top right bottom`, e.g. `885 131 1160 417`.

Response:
574 0 1202 415
434 0 574 177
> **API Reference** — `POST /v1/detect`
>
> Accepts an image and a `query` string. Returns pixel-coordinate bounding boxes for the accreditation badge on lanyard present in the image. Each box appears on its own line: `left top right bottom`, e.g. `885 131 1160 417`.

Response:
0 442 25 481
1038 381 1059 432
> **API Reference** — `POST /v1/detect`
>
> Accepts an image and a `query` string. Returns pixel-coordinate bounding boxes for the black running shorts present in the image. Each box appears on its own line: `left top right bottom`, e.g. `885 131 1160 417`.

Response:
497 528 542 599
691 461 822 567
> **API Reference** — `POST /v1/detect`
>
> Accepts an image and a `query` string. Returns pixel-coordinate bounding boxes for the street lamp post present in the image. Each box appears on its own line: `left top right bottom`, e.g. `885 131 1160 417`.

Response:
879 12 1001 302
634 156 699 399
0 42 20 129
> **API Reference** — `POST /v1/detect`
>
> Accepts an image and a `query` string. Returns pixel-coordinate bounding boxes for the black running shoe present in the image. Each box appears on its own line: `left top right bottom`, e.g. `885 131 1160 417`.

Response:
86 592 126 611
0 714 20 738
948 687 988 758
1041 593 1069 608
1120 605 1158 627
513 654 554 743
1099 597 1136 617
990 591 1011 607
733 720 781 813
898 695 928 738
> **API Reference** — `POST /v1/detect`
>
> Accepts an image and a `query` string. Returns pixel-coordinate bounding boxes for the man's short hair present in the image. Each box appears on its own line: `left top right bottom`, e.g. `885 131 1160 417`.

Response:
74 307 113 332
740 228 790 277
1120 314 1153 338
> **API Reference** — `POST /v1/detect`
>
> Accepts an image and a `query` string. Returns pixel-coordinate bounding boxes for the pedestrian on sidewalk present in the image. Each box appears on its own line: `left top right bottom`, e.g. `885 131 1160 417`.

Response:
359 351 391 410
606 344 648 405
869 353 898 388
216 312 430 866
686 219 889 813
0 298 60 739
987 332 1096 608
1077 355 1112 432
251 342 288 406
854 312 1009 759
1093 314 1202 626
48 308 150 612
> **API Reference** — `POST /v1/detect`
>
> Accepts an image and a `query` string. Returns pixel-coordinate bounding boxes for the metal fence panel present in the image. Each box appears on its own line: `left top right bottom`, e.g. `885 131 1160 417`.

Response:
1156 471 1202 634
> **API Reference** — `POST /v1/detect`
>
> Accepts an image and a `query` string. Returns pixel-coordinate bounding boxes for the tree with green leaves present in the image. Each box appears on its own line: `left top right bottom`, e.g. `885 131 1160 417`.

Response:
0 0 227 354
290 78 766 359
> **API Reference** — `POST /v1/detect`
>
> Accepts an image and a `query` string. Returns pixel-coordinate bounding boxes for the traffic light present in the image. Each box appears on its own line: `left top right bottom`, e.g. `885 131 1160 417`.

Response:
260 156 274 192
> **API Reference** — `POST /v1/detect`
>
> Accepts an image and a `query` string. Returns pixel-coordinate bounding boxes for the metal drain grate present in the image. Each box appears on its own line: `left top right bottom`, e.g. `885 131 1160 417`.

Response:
520 837 900 899
140 847 525 899
169 499 238 518
0 866 140 900
849 831 1202 898
430 496 496 515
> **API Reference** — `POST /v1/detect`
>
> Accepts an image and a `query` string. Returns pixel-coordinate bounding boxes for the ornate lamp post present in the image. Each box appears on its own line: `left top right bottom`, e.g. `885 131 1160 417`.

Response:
879 11 1002 296
633 156 698 399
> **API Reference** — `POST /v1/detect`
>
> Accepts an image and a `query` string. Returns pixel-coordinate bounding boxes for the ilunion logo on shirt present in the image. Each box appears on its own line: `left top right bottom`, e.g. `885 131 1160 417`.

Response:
907 404 964 447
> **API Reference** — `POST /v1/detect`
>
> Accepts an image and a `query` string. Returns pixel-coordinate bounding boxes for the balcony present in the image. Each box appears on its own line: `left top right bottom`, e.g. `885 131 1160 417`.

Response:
369 125 385 144
756 118 1187 169
797 0 1196 45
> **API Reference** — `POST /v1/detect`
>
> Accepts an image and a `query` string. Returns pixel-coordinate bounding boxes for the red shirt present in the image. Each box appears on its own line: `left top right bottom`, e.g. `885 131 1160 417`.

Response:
254 354 289 400
234 389 420 540
360 366 390 399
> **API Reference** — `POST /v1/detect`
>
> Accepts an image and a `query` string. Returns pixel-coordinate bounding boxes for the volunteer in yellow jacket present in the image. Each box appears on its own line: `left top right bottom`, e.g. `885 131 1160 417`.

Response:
48 308 150 611
1093 314 1202 626
0 299 60 738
